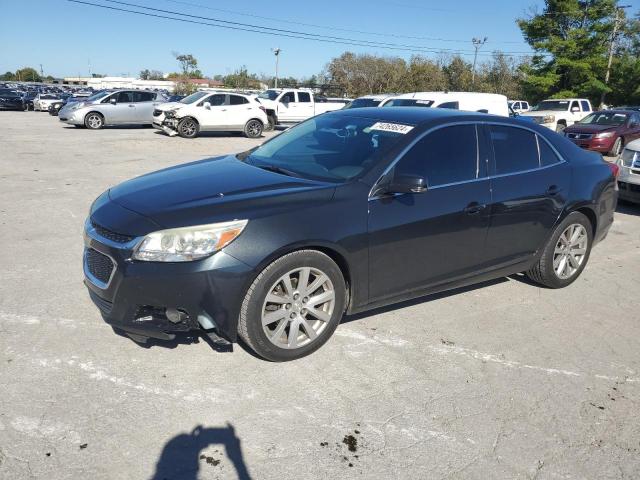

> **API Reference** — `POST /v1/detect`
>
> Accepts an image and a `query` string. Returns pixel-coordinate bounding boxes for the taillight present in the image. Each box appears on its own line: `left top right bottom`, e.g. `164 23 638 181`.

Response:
607 162 620 178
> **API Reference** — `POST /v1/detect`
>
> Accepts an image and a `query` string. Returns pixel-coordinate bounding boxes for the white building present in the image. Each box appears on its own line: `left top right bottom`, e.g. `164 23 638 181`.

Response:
62 76 176 91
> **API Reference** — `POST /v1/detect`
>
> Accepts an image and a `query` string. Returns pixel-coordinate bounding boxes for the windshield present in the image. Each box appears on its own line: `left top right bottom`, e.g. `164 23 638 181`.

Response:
258 90 280 100
85 91 110 102
240 115 411 182
0 89 19 97
179 91 209 104
532 100 570 111
343 98 382 109
40 94 57 99
578 112 627 126
382 98 434 108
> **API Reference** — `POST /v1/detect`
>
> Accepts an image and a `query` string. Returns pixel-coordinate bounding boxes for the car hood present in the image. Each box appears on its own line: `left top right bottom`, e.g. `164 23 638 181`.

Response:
107 155 336 230
156 102 184 112
564 123 618 134
521 110 567 117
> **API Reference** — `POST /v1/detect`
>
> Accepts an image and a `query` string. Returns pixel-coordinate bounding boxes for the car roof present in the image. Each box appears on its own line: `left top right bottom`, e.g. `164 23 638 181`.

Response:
327 106 494 126
389 91 507 100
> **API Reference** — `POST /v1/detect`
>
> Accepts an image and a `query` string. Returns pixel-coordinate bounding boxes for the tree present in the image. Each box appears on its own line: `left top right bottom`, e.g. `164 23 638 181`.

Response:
139 69 165 80
173 53 199 77
443 56 473 91
15 67 41 82
223 66 262 89
0 71 15 81
517 0 626 106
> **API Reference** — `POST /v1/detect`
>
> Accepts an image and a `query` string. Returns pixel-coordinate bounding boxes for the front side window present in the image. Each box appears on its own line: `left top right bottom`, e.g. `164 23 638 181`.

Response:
201 94 226 106
229 95 248 105
116 91 134 103
570 100 580 111
298 92 311 103
241 115 410 182
281 91 296 103
490 125 539 175
395 125 481 187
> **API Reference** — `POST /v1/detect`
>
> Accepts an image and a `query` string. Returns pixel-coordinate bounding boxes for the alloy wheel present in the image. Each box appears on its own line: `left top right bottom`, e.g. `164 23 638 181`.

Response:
86 114 102 129
553 223 588 280
247 120 262 138
180 120 196 137
261 267 335 349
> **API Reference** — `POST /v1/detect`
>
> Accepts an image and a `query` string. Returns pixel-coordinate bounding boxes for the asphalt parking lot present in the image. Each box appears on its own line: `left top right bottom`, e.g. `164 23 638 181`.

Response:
1 111 639 480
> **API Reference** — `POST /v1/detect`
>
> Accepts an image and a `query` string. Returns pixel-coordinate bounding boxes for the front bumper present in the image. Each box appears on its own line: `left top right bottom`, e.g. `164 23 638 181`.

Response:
83 218 254 343
618 181 640 203
566 136 615 153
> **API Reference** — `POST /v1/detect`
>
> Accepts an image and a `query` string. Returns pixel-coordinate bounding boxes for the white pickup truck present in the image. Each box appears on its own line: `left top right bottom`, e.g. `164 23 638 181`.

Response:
256 89 345 130
521 98 592 132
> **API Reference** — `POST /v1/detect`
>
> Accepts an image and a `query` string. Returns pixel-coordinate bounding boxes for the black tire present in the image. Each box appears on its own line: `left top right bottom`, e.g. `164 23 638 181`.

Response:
177 117 199 138
84 112 104 129
264 114 276 132
244 119 263 139
609 137 623 157
526 211 593 288
555 123 566 133
238 250 347 362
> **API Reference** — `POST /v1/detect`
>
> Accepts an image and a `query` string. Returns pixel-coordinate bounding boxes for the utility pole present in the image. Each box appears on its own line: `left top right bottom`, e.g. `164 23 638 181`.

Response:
39 64 44 79
600 4 630 107
471 37 487 89
272 48 281 88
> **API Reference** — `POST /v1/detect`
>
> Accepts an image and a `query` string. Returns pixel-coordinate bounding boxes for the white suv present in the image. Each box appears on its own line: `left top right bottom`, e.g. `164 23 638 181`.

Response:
508 100 530 113
616 139 640 204
522 98 592 132
153 91 268 138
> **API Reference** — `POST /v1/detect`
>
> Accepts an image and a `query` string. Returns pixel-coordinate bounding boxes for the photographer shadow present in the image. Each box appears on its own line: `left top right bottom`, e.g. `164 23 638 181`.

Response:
151 423 251 480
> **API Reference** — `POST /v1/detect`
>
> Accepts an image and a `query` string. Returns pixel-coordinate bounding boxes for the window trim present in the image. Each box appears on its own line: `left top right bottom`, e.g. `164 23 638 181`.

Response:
369 120 566 199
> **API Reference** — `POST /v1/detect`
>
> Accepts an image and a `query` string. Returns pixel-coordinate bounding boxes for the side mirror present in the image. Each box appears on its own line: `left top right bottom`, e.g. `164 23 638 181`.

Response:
203 102 211 109
109 97 117 105
385 174 427 194
571 106 579 113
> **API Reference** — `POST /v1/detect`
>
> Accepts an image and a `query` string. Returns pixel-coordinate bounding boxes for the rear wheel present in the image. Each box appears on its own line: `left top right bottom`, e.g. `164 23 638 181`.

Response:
84 112 104 129
238 250 346 361
177 117 199 138
244 119 263 138
526 211 593 288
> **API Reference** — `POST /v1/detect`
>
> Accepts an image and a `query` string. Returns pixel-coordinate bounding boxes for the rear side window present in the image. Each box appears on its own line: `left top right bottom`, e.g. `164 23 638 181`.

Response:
229 95 248 105
490 125 539 175
133 91 154 102
523 102 529 109
298 92 311 102
437 101 459 110
580 100 590 112
537 136 561 166
396 125 482 187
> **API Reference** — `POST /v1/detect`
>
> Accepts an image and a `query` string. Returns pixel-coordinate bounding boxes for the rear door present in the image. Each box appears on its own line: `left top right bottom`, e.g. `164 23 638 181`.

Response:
296 91 315 120
483 124 570 267
133 91 158 123
226 94 251 128
368 123 492 300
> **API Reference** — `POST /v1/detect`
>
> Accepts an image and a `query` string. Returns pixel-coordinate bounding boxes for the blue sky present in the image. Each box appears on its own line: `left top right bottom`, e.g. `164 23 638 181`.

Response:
1 0 638 79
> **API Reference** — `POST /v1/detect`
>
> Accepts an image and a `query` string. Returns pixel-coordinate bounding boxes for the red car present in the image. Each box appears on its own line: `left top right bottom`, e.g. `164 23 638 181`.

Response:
563 110 640 156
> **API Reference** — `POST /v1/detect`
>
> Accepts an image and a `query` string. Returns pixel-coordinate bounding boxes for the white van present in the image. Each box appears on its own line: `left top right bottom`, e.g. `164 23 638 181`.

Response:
380 91 509 117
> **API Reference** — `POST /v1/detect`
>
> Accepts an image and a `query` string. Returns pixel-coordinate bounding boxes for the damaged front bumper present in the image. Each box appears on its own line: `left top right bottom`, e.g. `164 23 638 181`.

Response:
83 217 253 347
152 113 179 136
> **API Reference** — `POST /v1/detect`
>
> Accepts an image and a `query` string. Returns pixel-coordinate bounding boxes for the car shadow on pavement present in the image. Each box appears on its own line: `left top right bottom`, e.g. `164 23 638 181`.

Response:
150 423 252 480
616 201 640 216
342 277 509 324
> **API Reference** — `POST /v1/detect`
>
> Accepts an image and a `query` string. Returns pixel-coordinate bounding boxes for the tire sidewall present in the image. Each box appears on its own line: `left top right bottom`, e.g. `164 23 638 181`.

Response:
178 117 199 138
241 251 346 362
84 112 104 129
540 212 593 288
244 119 263 138
611 137 622 156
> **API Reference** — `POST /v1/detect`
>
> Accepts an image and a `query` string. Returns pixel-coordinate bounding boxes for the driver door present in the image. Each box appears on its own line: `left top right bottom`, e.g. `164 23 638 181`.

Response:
277 91 297 122
367 124 492 301
196 94 227 130
104 91 135 124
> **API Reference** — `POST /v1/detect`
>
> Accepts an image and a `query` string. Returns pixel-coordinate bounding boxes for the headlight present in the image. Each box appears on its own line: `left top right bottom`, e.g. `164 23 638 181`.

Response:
594 131 614 138
543 114 555 123
132 220 248 262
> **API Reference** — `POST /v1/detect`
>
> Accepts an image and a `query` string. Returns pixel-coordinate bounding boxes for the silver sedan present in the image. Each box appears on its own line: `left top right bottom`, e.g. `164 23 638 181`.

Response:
58 90 167 129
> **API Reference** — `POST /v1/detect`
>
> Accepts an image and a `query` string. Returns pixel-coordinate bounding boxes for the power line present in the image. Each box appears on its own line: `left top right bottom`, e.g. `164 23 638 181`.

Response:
158 0 529 45
66 0 538 58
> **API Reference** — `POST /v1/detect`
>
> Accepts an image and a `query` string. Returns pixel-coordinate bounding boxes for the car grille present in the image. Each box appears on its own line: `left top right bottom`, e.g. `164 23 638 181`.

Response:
153 109 163 117
91 221 135 243
88 289 113 315
85 248 115 285
566 133 593 140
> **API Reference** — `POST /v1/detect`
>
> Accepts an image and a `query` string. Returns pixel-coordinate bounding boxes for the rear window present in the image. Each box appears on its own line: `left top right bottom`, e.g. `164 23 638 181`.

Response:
490 125 539 175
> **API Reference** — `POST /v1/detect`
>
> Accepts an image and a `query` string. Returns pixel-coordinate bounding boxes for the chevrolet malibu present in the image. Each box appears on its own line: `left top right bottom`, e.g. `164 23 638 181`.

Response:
84 108 617 361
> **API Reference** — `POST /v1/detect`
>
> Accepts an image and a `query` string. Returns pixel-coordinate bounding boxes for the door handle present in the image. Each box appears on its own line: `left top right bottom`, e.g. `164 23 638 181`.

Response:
128 104 135 107
464 202 486 215
221 109 227 111
546 185 562 196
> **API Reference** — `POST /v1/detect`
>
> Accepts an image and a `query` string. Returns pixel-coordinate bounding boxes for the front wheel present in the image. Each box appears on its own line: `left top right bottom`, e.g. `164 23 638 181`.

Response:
244 119 263 138
84 112 104 129
526 211 593 288
177 117 199 138
238 250 346 361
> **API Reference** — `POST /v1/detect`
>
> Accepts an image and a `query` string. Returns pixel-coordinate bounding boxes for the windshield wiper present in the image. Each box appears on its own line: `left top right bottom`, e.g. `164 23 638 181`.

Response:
251 163 302 178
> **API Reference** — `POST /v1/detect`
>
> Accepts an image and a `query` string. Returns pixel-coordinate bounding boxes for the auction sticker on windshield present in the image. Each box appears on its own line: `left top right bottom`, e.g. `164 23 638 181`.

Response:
369 122 414 134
